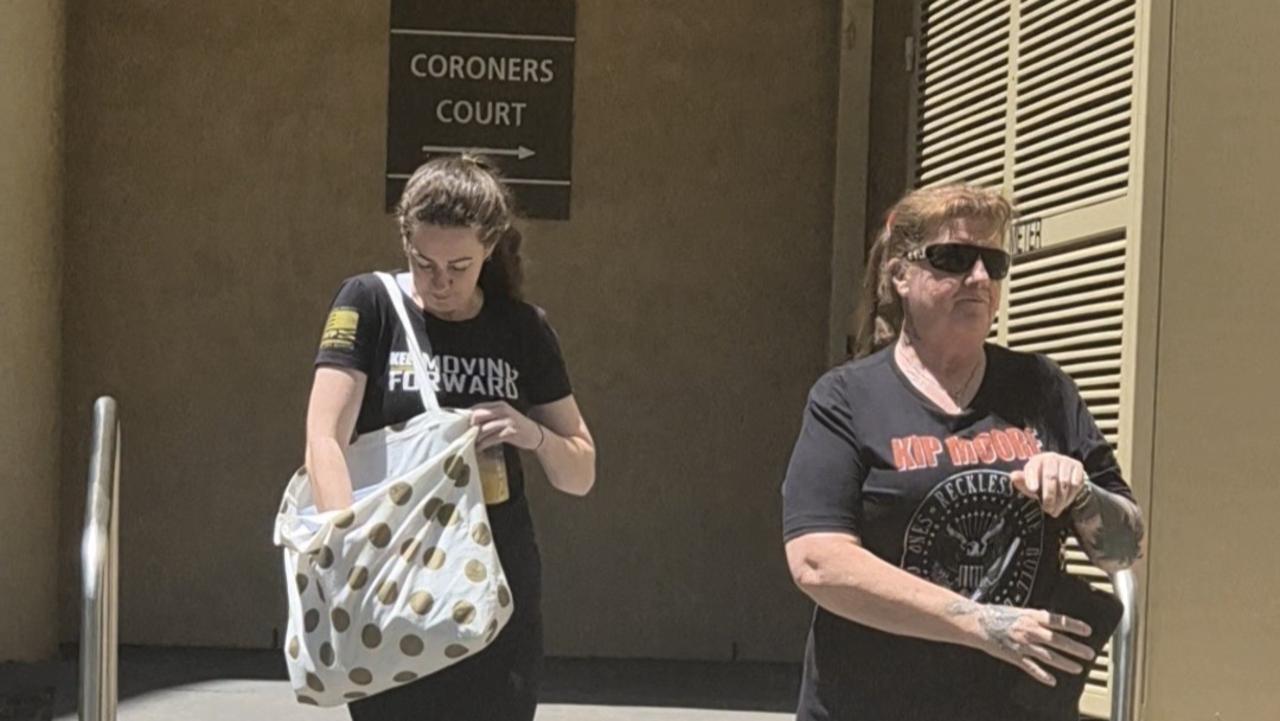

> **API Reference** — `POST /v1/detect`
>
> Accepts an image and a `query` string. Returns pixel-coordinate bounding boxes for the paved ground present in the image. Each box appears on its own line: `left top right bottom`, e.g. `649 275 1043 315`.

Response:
1 647 799 720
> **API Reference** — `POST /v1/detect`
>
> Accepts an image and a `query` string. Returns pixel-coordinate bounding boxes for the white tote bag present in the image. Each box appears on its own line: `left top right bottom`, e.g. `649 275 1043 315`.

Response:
273 272 513 707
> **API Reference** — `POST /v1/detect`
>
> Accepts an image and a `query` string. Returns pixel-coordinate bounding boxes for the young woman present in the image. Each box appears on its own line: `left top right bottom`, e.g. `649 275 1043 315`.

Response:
304 155 596 720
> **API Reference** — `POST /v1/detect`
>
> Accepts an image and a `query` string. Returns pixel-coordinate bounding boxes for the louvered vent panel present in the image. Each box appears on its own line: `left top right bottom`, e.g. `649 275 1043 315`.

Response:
1012 0 1137 218
915 2 1147 716
915 0 1012 188
1004 232 1128 715
1006 233 1126 450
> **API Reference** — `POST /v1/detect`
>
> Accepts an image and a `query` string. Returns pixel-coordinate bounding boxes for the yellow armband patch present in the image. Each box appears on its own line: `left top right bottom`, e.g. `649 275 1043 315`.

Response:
319 308 359 350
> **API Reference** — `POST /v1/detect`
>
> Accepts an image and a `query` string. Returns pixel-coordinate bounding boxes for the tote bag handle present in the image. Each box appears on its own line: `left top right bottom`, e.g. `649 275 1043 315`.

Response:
374 271 441 414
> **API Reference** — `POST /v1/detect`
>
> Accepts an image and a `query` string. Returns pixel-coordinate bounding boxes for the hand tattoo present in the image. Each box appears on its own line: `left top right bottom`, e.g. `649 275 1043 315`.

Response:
946 600 1026 654
1071 481 1145 571
979 605 1026 654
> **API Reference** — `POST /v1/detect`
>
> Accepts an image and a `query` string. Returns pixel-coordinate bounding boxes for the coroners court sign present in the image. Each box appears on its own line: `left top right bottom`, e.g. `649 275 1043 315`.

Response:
385 0 577 219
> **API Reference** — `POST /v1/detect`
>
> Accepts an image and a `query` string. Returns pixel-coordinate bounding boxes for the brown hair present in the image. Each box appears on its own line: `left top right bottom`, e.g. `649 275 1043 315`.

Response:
851 184 1014 359
395 154 525 300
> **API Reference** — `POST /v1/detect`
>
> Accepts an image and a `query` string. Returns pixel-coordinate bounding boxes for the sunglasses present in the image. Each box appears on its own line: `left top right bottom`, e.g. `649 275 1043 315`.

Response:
903 244 1011 280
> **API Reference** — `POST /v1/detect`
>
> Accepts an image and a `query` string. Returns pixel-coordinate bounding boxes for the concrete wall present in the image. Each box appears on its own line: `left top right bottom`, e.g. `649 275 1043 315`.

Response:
826 0 874 363
58 1 840 661
0 0 63 662
864 0 911 238
1144 0 1280 717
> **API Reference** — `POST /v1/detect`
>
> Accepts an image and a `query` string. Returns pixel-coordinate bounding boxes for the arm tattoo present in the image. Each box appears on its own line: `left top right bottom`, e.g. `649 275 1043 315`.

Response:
1071 481 1145 571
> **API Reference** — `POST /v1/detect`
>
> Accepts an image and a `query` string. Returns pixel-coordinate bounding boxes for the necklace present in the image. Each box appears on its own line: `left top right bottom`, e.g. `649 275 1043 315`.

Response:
897 344 986 409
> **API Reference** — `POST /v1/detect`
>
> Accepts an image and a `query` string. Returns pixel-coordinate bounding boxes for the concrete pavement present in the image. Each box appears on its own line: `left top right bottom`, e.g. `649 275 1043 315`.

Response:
4 647 799 721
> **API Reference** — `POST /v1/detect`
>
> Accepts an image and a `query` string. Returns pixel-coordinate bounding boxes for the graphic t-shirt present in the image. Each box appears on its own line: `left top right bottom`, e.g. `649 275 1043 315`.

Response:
781 343 1134 721
314 272 573 504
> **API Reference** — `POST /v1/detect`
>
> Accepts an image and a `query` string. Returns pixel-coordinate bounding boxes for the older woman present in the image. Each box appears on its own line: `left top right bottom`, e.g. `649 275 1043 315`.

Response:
781 184 1144 720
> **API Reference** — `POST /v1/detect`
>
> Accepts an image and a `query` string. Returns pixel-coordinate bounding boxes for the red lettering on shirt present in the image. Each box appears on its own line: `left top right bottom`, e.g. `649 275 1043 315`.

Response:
892 435 945 470
973 433 998 464
990 429 1017 461
892 437 917 471
898 428 1044 469
946 436 978 465
1007 428 1035 458
917 436 944 468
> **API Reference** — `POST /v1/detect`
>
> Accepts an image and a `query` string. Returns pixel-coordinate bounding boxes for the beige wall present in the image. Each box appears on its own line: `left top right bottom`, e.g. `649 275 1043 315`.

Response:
0 0 63 662
58 1 840 660
1144 0 1280 716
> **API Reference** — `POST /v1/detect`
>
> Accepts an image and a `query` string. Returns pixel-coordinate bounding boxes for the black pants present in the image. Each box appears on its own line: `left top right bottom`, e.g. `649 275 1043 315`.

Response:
349 498 543 721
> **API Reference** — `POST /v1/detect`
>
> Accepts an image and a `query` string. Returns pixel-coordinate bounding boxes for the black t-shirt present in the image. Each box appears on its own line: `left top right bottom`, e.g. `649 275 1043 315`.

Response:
781 344 1134 721
314 272 573 504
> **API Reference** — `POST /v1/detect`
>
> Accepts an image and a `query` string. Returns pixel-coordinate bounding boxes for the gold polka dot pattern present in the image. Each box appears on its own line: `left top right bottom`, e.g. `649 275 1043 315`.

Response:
423 547 447 570
444 455 466 481
388 482 413 506
376 580 399 605
437 503 460 526
452 601 476 625
331 608 351 633
368 524 392 549
399 538 421 563
333 510 355 529
452 464 471 488
409 591 434 615
422 497 444 521
278 426 516 705
399 634 425 656
361 624 382 649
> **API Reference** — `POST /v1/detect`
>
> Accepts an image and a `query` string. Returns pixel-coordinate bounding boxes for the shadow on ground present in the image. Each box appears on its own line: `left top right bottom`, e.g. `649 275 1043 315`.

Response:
0 646 800 719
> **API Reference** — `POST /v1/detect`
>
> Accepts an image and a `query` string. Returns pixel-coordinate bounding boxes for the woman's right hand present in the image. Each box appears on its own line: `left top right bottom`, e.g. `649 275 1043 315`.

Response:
952 601 1097 686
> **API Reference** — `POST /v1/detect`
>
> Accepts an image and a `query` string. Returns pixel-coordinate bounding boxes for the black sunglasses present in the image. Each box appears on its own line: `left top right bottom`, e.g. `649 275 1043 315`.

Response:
903 244 1011 280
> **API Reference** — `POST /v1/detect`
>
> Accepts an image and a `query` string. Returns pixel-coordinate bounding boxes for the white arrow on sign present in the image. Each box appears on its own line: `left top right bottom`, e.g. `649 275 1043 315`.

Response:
422 144 536 160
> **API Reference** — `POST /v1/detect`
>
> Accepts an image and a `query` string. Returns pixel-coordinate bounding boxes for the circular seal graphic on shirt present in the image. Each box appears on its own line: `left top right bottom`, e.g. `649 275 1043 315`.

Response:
900 470 1044 606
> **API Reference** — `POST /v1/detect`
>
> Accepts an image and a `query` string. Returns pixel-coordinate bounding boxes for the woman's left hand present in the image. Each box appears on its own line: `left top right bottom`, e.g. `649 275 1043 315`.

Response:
469 401 544 451
1011 452 1087 518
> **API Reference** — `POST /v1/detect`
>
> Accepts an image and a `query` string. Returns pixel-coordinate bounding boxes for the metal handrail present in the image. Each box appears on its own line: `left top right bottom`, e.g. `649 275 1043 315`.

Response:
80 397 119 721
1109 568 1140 721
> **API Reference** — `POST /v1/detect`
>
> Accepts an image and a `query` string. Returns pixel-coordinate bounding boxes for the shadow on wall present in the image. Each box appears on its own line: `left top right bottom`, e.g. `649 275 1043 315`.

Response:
0 646 800 718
